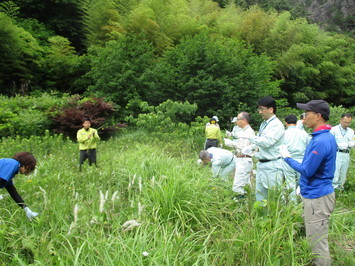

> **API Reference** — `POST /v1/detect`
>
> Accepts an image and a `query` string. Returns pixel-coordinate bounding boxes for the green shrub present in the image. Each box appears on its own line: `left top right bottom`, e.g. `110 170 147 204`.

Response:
126 99 199 138
0 93 68 138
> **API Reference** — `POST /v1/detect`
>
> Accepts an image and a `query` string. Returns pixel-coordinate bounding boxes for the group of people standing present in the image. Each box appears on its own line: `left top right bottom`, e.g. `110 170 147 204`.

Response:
1 97 353 265
200 96 354 265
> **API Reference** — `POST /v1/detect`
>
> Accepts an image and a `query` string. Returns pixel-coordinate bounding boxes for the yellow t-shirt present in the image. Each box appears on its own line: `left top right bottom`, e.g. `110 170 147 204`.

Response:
77 128 100 150
205 124 222 143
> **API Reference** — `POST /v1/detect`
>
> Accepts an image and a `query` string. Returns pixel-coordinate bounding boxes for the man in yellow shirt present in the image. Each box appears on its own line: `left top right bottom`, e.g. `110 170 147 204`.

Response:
204 118 222 150
77 118 100 171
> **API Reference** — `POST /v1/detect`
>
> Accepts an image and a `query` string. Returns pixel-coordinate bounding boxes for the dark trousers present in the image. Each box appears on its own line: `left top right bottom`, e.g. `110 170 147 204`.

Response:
204 139 218 150
79 149 97 171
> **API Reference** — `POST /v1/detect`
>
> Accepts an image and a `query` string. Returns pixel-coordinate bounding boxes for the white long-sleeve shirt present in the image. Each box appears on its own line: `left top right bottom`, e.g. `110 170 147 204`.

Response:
229 125 255 155
330 124 354 150
251 115 285 160
284 126 310 160
207 147 235 177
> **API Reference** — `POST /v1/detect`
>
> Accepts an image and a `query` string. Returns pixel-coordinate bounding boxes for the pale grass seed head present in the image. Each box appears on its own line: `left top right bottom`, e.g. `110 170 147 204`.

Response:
99 190 105 213
139 176 142 193
122 219 141 232
111 191 119 203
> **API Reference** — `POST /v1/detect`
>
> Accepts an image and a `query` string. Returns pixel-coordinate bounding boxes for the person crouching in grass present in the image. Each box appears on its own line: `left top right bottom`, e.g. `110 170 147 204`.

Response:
77 118 100 171
0 152 39 221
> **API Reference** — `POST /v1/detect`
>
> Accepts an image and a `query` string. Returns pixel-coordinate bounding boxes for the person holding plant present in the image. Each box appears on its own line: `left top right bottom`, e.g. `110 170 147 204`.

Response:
77 118 100 171
241 96 285 203
0 152 39 221
225 112 255 201
280 100 337 266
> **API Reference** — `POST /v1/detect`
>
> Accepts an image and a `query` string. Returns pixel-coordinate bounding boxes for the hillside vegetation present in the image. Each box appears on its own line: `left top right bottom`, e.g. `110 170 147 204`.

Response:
0 0 353 123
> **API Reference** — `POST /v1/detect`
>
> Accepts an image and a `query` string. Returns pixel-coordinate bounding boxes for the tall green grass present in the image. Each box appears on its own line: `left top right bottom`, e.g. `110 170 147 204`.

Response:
0 130 353 264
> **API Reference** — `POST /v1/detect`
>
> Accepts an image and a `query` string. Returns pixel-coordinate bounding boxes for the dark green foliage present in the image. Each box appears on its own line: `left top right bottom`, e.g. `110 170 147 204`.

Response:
41 36 90 94
0 93 68 137
0 13 43 94
0 0 354 113
17 18 55 46
13 0 85 51
142 33 280 124
0 1 20 19
86 34 156 108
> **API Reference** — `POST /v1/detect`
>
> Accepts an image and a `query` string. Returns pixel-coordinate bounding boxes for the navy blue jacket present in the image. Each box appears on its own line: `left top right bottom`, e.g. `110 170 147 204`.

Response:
285 127 337 199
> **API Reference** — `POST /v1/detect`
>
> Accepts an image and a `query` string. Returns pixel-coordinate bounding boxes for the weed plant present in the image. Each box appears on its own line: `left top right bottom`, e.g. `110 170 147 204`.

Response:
0 129 353 264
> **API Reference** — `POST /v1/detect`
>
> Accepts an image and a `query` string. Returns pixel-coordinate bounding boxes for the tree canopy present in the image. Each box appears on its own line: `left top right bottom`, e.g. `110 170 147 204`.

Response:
0 0 353 119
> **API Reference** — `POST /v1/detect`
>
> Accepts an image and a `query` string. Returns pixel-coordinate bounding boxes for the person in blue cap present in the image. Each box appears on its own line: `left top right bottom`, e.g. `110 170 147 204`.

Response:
280 100 337 266
0 152 39 221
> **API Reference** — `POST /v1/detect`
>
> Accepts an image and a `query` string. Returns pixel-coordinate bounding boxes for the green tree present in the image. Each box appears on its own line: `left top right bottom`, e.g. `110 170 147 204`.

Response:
79 0 125 47
264 12 320 56
275 33 354 106
17 18 55 46
13 0 85 51
0 1 20 19
86 34 156 109
42 36 89 93
142 33 280 122
0 12 43 94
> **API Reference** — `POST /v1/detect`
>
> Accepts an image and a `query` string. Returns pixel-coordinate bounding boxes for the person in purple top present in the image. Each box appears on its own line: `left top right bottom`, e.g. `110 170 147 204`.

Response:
279 100 337 266
0 152 39 221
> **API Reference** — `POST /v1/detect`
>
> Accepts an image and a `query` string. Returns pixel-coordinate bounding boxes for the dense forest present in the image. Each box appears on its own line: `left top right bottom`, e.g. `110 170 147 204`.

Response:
0 0 354 123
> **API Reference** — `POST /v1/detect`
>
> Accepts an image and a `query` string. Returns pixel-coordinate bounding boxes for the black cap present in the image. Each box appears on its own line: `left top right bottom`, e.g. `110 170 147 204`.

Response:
296 100 330 121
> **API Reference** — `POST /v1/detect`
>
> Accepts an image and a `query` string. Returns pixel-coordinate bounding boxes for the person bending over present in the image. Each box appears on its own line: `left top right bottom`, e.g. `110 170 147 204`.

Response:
0 152 38 221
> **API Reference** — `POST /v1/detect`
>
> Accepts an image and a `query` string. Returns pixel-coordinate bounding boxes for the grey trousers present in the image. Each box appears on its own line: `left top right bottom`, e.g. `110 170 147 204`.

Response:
302 193 335 266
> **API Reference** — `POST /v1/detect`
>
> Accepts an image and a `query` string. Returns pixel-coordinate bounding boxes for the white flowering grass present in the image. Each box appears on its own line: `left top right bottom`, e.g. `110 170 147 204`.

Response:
0 129 353 264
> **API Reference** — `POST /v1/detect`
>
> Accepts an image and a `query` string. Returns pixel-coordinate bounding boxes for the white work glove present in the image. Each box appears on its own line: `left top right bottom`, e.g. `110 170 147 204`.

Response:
349 140 355 148
337 142 348 150
220 144 223 148
225 130 232 137
197 159 203 165
296 186 301 196
24 207 39 221
241 144 255 155
279 145 291 158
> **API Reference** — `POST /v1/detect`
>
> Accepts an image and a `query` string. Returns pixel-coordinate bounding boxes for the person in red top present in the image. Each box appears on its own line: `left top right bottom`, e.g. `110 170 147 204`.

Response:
280 100 337 266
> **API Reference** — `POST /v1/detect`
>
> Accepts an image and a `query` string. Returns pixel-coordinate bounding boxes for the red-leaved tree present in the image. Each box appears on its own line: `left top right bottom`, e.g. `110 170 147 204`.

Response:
50 95 125 140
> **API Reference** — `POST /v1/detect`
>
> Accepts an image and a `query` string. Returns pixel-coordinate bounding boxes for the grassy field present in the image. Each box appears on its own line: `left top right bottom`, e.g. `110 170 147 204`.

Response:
0 130 354 265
